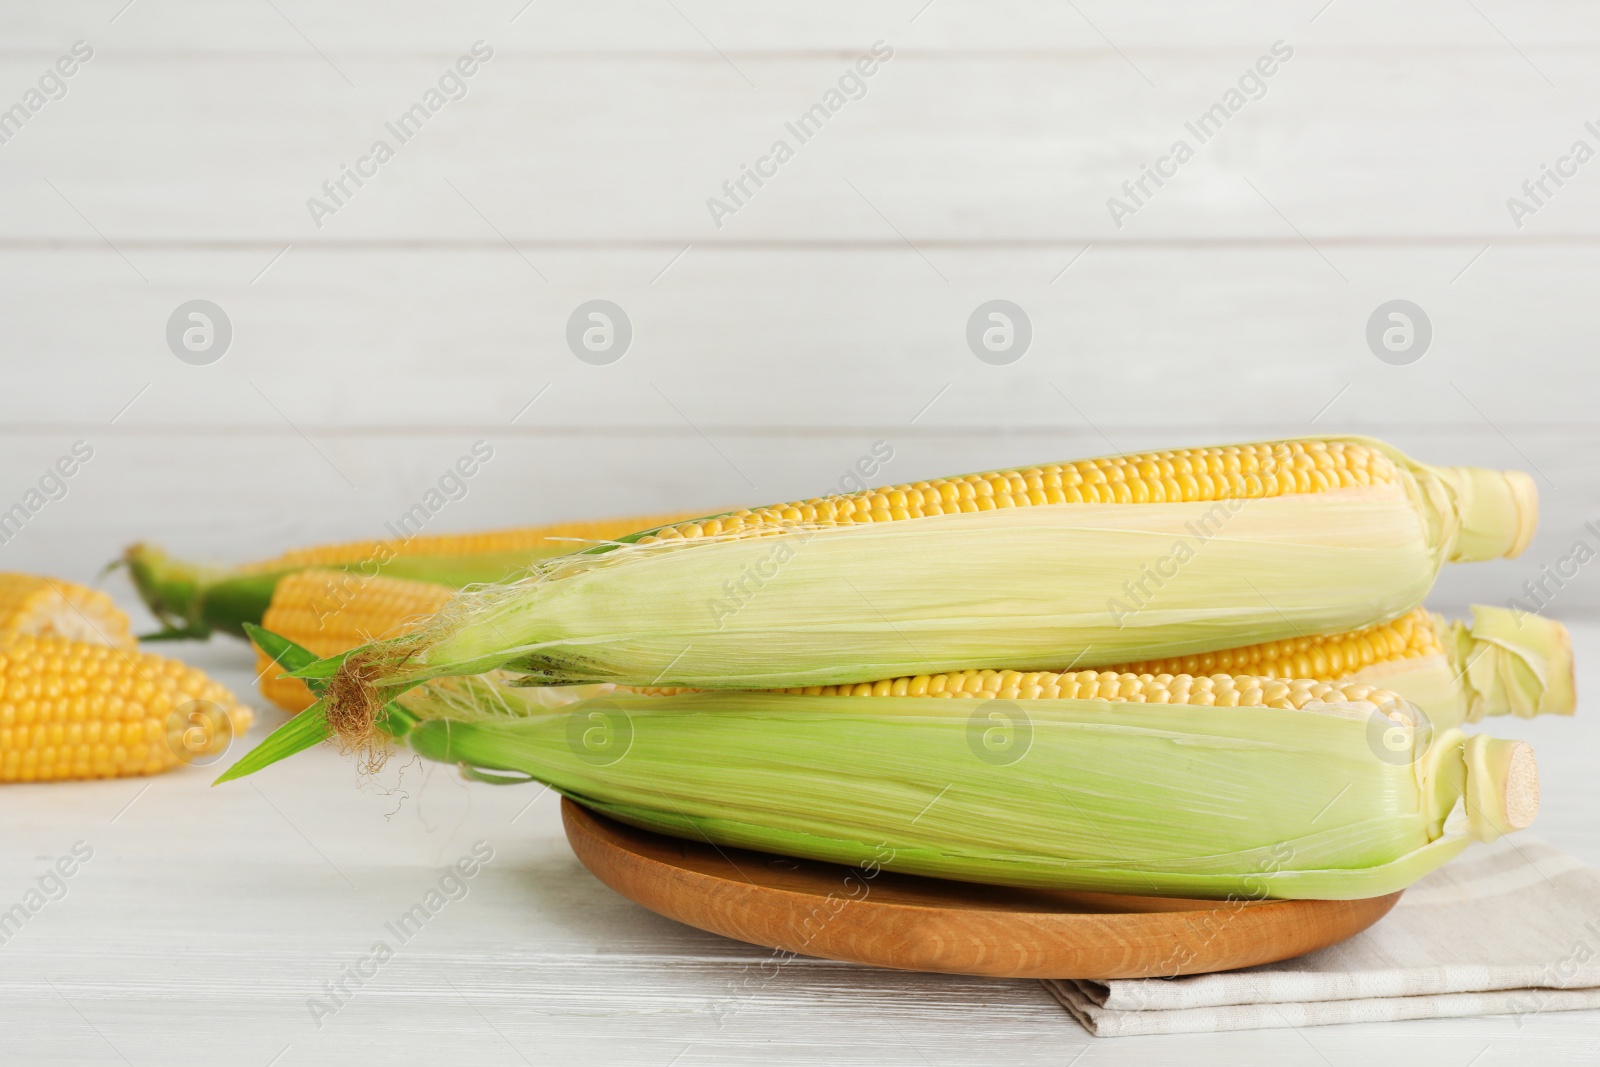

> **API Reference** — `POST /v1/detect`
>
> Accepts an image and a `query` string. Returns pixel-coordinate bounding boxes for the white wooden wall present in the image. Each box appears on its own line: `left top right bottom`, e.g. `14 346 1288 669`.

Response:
3 1 1597 615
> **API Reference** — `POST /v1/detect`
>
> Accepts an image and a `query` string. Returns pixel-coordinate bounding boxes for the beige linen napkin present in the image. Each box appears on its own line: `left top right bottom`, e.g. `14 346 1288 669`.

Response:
1043 839 1600 1036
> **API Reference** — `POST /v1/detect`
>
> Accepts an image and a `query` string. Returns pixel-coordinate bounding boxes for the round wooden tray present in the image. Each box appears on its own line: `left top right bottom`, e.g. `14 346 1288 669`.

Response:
562 799 1401 980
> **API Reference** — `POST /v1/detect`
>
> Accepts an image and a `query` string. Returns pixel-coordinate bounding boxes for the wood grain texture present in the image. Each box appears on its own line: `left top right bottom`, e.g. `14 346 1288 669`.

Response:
562 800 1402 980
2 245 1597 431
4 49 1596 244
6 1 1600 53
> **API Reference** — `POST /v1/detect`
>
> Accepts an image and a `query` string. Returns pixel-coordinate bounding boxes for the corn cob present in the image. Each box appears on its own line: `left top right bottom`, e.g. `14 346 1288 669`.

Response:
776 668 1406 707
630 606 1575 729
635 440 1399 537
0 636 253 782
1104 606 1446 681
301 437 1536 735
118 512 703 641
366 672 1538 900
0 573 134 651
1097 605 1574 727
255 570 455 713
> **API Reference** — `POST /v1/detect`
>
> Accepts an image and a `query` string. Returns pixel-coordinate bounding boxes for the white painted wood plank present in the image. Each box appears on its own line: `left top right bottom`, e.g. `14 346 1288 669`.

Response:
0 245 1594 432
4 0 1598 53
2 629 1599 1065
2 47 1596 243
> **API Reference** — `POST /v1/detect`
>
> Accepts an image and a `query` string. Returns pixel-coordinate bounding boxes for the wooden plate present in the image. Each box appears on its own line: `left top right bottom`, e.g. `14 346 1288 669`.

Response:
562 799 1401 980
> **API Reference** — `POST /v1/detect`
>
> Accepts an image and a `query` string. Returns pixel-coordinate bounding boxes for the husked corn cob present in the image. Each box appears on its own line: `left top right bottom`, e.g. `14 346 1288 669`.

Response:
0 636 253 782
634 439 1404 541
0 573 134 651
119 511 703 641
301 437 1537 738
256 570 454 713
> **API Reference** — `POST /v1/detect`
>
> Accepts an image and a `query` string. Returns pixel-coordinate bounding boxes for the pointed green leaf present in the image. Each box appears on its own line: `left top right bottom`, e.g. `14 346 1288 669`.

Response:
213 699 332 784
215 627 425 782
244 624 330 694
287 648 355 680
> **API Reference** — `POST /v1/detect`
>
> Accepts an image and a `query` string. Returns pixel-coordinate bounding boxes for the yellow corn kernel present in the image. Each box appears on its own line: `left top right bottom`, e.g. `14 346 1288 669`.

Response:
254 570 455 713
775 668 1405 714
633 671 1406 716
1107 608 1443 681
0 636 253 783
242 512 708 573
635 441 1398 543
0 573 134 651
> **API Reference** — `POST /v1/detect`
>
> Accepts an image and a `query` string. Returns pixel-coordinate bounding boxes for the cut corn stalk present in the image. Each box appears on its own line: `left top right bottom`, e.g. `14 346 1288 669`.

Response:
1096 605 1574 728
300 437 1537 734
260 669 1534 900
0 573 134 651
1 636 252 782
117 512 703 641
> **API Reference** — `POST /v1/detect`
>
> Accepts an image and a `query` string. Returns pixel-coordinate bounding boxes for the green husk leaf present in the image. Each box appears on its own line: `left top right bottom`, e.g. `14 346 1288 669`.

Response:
287 649 357 680
214 627 337 783
244 623 326 690
215 627 422 784
391 683 1519 900
213 690 424 784
117 539 607 644
212 699 332 784
1455 605 1577 720
387 484 1442 691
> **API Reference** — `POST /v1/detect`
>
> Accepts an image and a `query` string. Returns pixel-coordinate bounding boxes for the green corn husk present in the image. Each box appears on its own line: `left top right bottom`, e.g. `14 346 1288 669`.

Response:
115 511 700 640
381 680 1536 900
296 436 1536 718
1444 607 1577 722
1343 606 1577 729
224 630 1539 900
118 543 557 640
1120 605 1574 731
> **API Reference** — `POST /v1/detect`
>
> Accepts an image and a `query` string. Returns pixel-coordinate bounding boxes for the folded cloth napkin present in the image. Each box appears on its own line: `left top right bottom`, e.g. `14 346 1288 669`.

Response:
1044 838 1600 1037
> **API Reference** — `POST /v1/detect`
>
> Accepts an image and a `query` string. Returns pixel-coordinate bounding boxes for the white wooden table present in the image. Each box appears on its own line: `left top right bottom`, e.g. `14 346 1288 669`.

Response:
2 611 1598 1065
